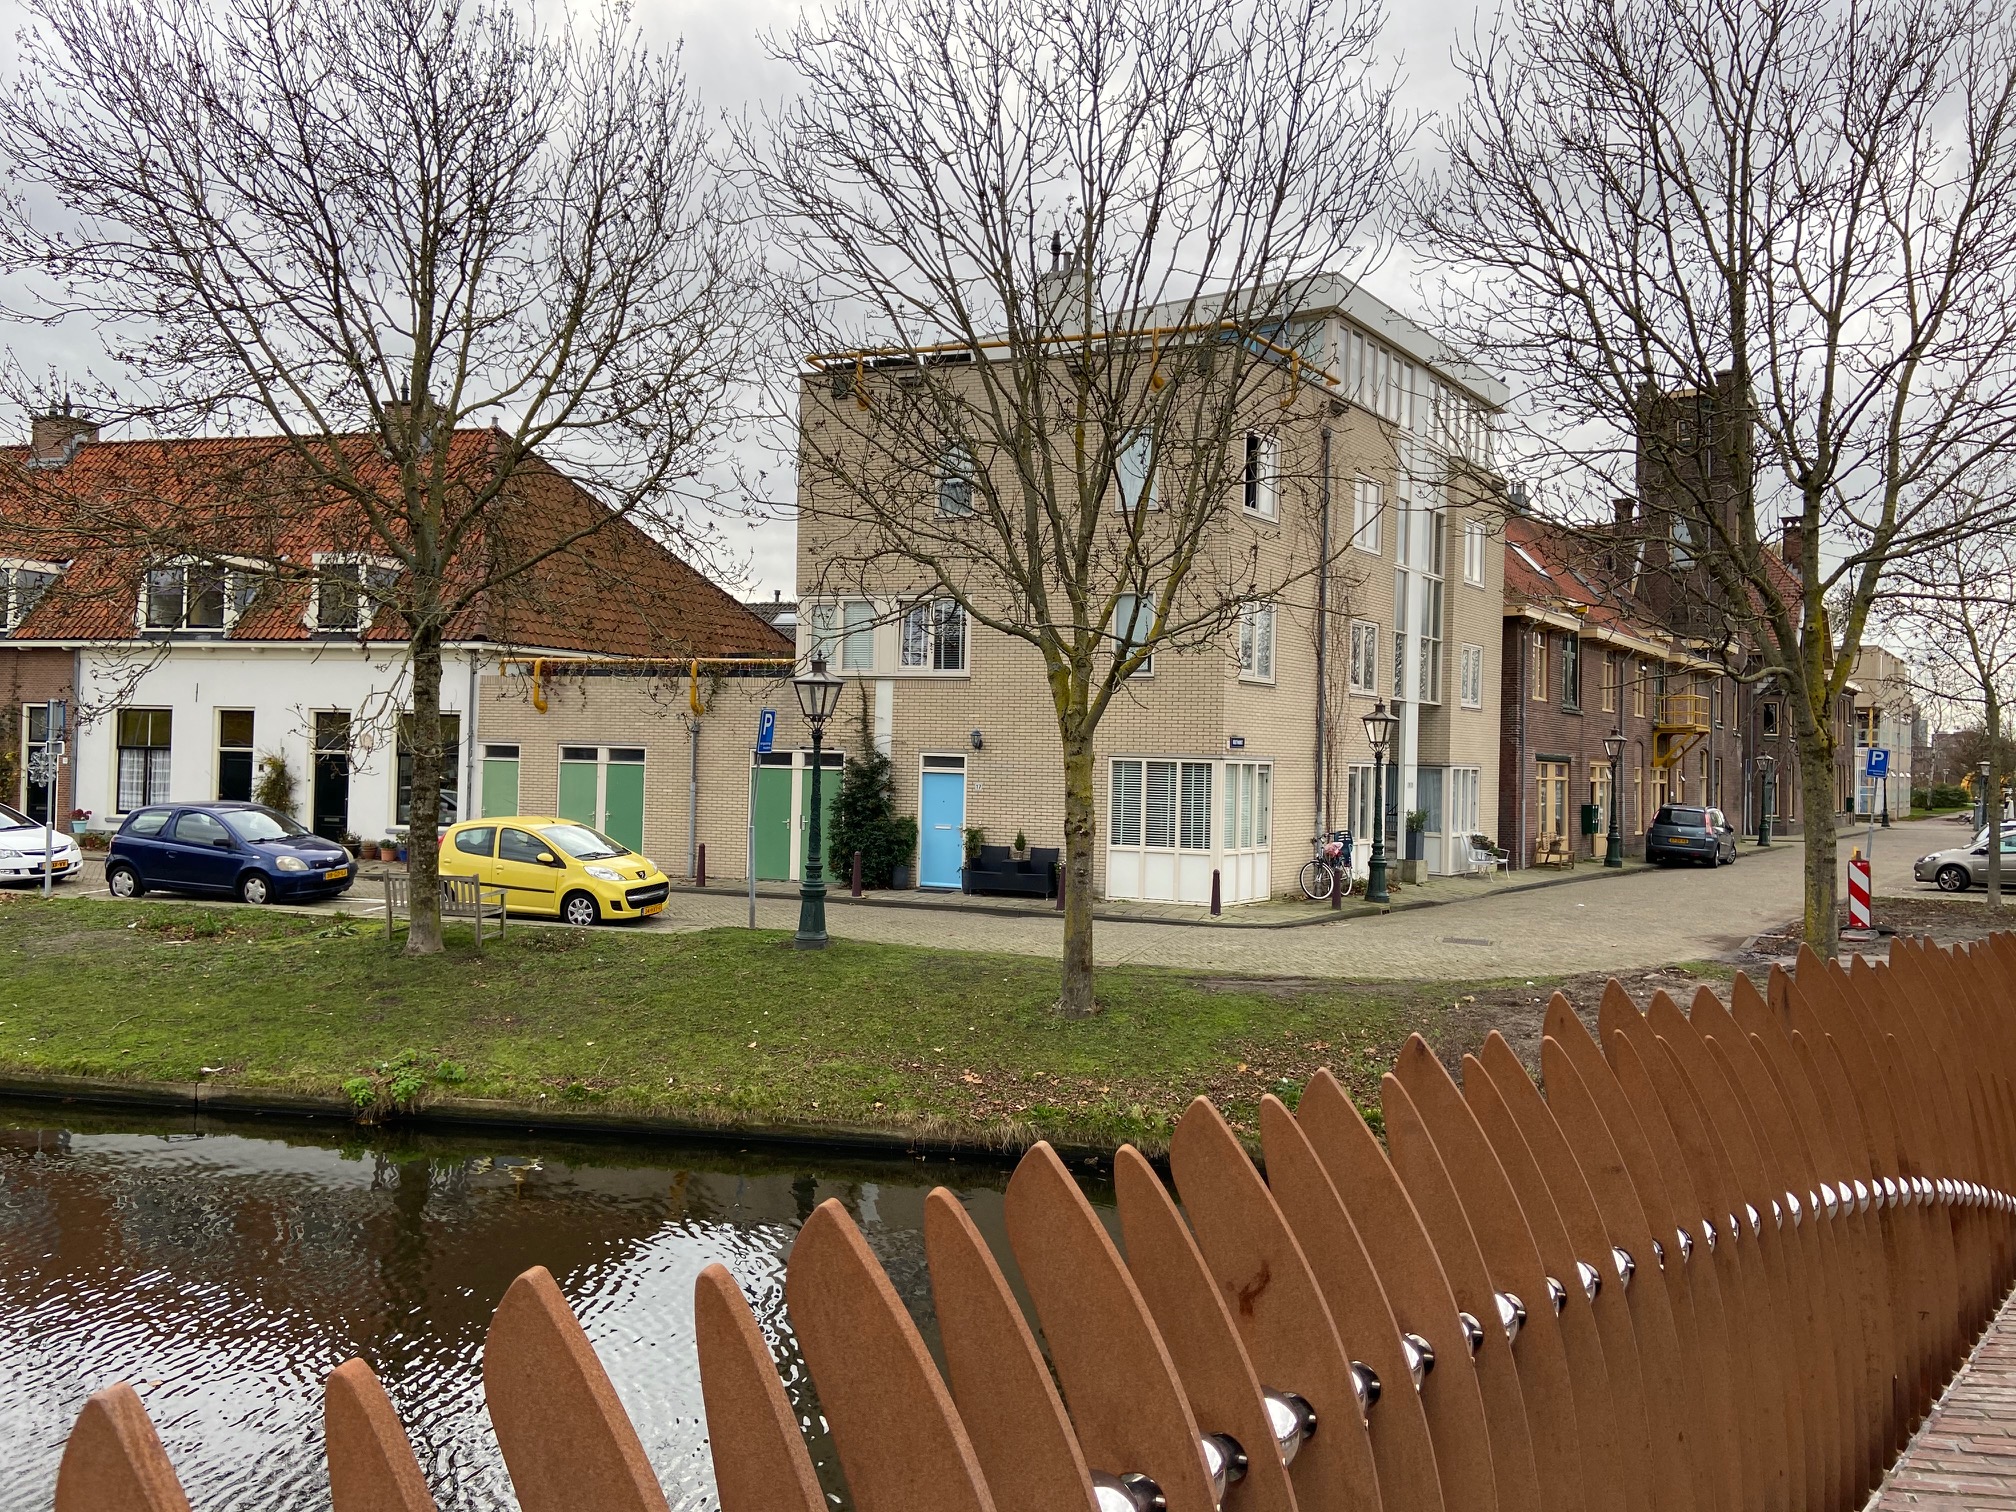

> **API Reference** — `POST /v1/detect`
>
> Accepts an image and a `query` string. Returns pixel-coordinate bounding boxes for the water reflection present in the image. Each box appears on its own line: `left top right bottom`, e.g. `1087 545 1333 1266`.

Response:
0 1104 1115 1512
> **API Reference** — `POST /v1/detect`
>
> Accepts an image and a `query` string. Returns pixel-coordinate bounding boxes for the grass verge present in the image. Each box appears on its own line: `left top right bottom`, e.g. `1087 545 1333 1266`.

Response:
0 895 1581 1152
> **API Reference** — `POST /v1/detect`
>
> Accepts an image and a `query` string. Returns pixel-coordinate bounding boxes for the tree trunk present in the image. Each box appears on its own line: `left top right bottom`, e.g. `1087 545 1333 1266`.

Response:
1059 736 1097 1019
1798 720 1840 955
1988 695 2003 911
404 624 446 956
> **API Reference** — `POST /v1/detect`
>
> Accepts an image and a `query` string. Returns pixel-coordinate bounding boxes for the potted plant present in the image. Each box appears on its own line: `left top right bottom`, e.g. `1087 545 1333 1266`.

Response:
1404 809 1428 862
961 826 986 892
1012 828 1029 861
68 807 91 836
341 831 363 858
359 839 380 861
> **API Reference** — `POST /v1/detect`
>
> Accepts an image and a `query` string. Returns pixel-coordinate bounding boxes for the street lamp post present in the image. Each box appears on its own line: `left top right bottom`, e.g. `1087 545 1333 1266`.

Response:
1603 730 1625 868
1757 754 1775 848
792 656 845 950
1363 700 1400 905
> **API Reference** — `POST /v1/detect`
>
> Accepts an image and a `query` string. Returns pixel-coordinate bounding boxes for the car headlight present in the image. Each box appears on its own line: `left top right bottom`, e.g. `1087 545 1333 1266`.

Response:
275 855 310 872
0 849 18 861
584 865 622 882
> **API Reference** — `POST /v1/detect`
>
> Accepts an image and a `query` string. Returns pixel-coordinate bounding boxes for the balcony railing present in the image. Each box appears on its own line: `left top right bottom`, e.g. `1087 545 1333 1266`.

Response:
1656 691 1712 731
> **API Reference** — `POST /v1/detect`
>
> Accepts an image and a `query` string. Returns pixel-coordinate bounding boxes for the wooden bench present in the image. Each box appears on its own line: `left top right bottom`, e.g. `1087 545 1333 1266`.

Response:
382 871 507 950
1532 833 1576 868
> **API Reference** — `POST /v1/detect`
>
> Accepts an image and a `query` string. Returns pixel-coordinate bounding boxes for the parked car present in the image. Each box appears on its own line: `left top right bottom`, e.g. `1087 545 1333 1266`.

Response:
1915 832 2016 892
439 816 669 925
0 801 84 885
1646 804 1738 866
106 802 355 904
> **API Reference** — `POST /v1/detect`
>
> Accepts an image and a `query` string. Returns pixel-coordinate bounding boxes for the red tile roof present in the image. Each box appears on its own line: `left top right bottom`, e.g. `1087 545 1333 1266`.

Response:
0 430 789 658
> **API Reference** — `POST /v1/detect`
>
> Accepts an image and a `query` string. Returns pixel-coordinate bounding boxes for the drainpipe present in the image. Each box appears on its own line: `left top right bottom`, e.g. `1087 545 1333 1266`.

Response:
1314 426 1333 834
686 714 701 881
1516 618 1529 866
464 654 479 821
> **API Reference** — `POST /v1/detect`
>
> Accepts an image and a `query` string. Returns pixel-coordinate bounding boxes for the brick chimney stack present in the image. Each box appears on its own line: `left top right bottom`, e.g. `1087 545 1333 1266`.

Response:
1780 514 1806 568
29 402 98 466
1614 496 1636 526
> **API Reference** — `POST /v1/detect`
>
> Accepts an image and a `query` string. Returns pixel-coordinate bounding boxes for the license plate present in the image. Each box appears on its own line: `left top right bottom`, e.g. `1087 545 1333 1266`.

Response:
325 866 349 881
1671 837 1692 844
642 902 664 916
50 859 68 871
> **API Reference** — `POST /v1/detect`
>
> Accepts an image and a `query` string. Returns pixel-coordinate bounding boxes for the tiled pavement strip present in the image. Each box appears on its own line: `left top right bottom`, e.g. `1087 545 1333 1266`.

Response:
1870 1284 2016 1508
44 814 1970 982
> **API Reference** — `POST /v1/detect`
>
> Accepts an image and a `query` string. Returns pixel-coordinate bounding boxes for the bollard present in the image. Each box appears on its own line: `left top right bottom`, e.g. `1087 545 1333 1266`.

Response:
1055 861 1065 912
695 843 706 889
851 850 863 898
1210 869 1221 916
1332 860 1343 909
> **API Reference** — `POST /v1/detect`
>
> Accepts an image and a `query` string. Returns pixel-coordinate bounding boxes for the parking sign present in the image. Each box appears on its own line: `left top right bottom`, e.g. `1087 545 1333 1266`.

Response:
757 708 776 754
1866 747 1889 778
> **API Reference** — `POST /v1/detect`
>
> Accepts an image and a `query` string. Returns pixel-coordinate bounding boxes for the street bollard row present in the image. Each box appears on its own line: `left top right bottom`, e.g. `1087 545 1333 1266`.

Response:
41 933 2016 1512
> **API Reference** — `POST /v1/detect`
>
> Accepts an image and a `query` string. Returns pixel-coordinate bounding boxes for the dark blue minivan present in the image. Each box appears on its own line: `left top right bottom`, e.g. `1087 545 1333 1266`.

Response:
107 802 355 905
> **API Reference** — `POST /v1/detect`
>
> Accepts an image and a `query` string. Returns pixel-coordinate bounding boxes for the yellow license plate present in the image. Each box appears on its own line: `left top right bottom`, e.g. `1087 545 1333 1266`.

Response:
326 866 349 881
642 902 664 916
50 859 68 871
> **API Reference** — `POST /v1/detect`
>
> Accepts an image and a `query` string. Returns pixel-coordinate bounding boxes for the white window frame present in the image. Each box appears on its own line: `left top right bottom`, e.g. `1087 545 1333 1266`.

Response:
1115 431 1158 512
900 597 969 674
138 557 258 633
806 596 881 673
1238 602 1275 683
1 558 64 632
841 598 876 672
1352 476 1382 553
115 706 173 813
1348 619 1379 696
1463 518 1487 586
937 444 976 518
1113 591 1156 678
1242 431 1279 520
308 552 399 633
1459 643 1484 708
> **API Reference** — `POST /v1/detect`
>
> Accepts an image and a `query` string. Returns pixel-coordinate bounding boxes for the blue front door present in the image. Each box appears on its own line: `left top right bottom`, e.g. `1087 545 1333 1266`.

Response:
919 770 966 889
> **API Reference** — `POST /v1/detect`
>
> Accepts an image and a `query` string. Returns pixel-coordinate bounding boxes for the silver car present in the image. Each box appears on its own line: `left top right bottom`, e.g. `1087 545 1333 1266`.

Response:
0 801 84 885
1915 832 2016 892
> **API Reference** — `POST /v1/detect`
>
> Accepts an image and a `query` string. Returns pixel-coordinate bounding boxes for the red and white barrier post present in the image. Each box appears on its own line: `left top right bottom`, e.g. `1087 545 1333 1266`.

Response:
1847 850 1873 932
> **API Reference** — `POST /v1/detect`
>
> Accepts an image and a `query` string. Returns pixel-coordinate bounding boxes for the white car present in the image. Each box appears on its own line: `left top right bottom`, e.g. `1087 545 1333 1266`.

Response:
0 802 85 885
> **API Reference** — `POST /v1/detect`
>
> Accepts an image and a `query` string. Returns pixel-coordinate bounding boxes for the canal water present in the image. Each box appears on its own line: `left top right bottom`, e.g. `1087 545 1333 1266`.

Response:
0 1101 1117 1512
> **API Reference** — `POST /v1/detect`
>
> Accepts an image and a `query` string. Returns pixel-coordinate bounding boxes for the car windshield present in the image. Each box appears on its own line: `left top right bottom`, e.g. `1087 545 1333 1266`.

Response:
539 823 629 861
223 808 311 842
1657 806 1708 828
0 802 30 828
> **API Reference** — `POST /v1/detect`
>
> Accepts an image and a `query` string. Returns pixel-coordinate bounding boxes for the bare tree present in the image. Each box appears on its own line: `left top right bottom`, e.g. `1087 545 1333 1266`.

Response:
747 0 1407 1015
1414 0 2016 951
0 0 752 951
1876 495 2016 907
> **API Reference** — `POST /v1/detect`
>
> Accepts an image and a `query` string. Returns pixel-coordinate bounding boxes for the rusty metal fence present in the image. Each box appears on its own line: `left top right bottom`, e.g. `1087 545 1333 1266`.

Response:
39 934 2016 1512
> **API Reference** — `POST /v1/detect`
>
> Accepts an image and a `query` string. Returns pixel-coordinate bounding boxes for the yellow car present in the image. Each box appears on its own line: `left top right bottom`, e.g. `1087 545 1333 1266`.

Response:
439 817 670 926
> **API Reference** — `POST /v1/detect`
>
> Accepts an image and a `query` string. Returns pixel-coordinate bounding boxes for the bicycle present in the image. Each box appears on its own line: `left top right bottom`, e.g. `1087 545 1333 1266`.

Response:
1298 831 1356 902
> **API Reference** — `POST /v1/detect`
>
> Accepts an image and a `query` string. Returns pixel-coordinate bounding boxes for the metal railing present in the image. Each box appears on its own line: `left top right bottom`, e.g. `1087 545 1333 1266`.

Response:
36 932 2016 1512
1655 690 1713 731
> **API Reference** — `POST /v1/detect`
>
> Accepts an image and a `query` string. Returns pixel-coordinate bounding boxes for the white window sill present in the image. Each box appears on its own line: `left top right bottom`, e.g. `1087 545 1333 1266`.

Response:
1237 673 1276 686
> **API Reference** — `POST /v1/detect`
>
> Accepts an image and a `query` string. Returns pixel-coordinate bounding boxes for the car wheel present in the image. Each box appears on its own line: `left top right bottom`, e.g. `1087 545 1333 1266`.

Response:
237 872 271 905
561 890 600 927
106 862 143 898
1936 865 1971 893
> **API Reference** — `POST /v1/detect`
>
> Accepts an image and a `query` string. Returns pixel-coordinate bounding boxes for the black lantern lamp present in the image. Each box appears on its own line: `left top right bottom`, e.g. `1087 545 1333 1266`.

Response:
1602 729 1626 868
1362 700 1400 904
792 656 846 948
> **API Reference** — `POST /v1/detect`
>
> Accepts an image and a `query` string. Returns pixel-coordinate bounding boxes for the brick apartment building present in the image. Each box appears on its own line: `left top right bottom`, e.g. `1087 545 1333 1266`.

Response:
1499 515 1744 864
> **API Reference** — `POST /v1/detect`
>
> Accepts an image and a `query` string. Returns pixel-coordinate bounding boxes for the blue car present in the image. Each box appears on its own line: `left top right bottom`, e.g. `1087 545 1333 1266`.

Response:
106 802 356 905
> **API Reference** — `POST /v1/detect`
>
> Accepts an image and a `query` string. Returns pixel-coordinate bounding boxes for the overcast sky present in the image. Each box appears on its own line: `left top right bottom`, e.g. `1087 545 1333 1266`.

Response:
0 0 1493 601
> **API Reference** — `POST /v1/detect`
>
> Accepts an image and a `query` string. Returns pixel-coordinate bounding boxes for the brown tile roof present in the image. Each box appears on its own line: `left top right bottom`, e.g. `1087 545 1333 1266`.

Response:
0 430 789 659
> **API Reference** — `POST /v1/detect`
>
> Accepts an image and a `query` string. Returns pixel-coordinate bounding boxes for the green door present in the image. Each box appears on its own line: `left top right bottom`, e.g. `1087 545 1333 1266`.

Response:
800 753 843 877
752 760 794 881
557 747 599 829
481 746 520 817
603 752 645 852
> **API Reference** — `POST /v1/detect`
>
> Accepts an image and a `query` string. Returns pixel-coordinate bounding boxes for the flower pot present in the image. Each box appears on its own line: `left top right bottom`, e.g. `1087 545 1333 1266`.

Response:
1404 829 1426 861
360 843 381 861
891 864 912 889
395 844 409 863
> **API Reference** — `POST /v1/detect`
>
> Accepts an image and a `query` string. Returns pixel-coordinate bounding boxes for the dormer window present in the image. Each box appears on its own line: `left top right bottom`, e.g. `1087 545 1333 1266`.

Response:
141 560 256 631
1 559 63 631
312 555 399 632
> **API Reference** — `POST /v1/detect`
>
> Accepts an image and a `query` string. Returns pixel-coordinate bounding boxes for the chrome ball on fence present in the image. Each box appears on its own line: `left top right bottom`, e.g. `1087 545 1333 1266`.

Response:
1545 1276 1568 1315
1673 1227 1694 1264
1093 1472 1167 1512
1263 1388 1317 1465
1852 1179 1871 1213
1577 1258 1603 1302
1199 1432 1248 1502
1495 1290 1526 1346
1458 1310 1486 1355
1699 1218 1716 1254
1401 1332 1436 1390
1745 1202 1763 1237
1784 1190 1804 1227
1349 1361 1381 1421
1817 1182 1839 1220
1612 1246 1635 1290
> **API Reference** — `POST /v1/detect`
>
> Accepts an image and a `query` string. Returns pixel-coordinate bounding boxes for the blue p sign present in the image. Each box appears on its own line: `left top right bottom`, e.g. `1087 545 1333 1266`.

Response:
1866 747 1889 778
757 708 776 754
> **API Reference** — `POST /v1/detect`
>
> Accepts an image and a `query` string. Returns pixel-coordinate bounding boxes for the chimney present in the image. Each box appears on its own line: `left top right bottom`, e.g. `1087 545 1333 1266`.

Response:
28 402 98 467
1614 496 1636 526
1780 515 1806 567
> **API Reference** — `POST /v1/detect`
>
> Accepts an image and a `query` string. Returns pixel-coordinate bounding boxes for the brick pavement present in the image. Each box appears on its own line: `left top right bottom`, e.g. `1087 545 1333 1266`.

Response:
1871 1285 2016 1508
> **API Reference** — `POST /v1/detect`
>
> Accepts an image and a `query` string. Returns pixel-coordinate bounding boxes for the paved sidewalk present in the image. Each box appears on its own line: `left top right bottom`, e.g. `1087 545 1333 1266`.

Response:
1871 1285 2016 1508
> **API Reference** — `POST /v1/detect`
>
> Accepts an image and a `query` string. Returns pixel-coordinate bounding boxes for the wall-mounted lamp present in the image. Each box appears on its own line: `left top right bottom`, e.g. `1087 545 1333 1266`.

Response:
970 729 984 750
